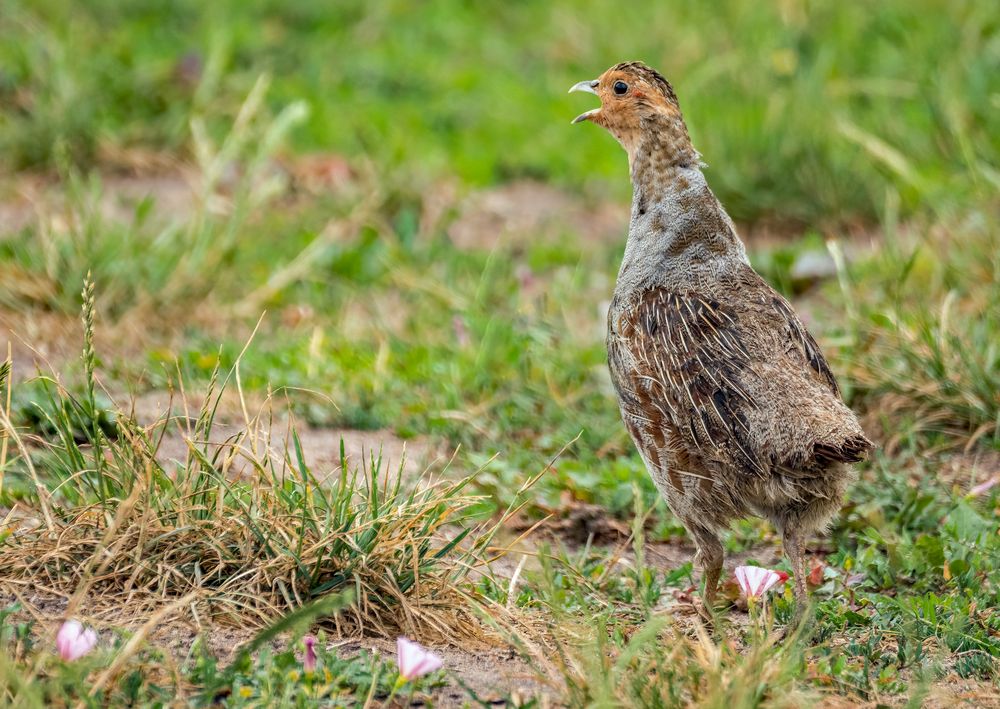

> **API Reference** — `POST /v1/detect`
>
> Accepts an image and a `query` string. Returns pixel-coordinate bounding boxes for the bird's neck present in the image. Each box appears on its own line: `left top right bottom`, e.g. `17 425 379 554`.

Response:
625 113 699 177
617 147 748 292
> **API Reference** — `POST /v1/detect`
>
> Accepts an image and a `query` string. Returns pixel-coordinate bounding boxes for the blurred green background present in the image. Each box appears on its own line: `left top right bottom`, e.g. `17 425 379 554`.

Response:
2 0 997 223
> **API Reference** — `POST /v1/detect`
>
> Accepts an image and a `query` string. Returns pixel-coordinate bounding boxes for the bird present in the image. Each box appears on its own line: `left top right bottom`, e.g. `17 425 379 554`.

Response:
569 61 873 613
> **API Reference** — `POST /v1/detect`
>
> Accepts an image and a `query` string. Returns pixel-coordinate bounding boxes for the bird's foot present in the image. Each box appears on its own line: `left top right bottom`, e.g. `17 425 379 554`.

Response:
695 598 717 626
690 593 724 628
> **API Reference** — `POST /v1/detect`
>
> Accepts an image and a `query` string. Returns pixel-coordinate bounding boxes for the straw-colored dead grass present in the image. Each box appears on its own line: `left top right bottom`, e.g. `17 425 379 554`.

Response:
0 309 533 646
1 469 492 641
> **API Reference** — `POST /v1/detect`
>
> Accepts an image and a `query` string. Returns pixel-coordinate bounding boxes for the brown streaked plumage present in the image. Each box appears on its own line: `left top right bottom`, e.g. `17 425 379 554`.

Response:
571 62 873 612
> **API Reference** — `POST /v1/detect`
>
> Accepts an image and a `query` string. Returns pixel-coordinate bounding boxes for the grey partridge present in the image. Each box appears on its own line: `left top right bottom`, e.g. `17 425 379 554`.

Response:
570 62 873 612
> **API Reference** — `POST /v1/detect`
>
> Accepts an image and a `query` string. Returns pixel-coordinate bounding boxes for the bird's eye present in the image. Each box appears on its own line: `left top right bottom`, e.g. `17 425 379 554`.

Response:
613 81 629 95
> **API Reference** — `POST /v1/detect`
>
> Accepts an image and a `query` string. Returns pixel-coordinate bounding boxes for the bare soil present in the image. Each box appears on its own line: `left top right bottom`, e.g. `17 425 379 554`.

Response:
128 387 441 486
0 168 197 238
447 180 627 251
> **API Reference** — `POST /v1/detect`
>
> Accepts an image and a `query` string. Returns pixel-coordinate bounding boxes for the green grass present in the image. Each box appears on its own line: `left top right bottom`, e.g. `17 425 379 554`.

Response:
2 0 998 222
1 0 999 706
840 214 1000 451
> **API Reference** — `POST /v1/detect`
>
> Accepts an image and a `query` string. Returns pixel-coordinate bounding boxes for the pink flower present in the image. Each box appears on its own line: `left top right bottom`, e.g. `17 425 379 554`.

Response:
56 620 97 661
303 635 317 673
396 637 443 681
968 476 998 498
734 566 786 601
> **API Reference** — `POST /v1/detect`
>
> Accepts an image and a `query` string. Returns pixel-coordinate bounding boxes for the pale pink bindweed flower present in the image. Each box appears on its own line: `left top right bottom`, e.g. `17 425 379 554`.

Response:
396 637 443 681
56 620 97 661
734 565 787 601
303 635 317 673
968 476 998 498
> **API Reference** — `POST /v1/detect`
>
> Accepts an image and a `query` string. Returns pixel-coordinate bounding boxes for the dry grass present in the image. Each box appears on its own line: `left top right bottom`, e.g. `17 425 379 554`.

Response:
0 295 535 646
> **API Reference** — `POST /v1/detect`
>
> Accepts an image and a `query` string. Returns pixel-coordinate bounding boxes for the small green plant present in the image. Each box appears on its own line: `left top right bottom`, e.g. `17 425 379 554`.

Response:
189 634 401 708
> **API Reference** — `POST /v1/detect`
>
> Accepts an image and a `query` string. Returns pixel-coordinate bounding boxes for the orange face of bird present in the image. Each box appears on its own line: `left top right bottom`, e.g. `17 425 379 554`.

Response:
569 62 684 157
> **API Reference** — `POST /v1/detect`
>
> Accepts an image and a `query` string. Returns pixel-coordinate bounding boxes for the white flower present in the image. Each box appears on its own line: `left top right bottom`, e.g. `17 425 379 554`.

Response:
56 620 97 661
396 637 443 681
734 565 786 600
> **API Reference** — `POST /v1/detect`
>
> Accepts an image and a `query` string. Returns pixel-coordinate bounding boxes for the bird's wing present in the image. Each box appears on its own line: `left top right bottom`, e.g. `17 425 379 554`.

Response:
769 294 840 396
609 286 867 479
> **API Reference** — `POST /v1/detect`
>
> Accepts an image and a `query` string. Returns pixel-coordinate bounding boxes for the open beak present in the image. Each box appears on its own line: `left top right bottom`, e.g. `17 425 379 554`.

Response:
569 80 600 124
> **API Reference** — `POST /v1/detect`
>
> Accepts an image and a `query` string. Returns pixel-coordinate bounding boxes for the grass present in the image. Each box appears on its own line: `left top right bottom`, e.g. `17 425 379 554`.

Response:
1 309 520 641
2 0 998 223
1 0 999 706
840 213 1000 452
0 76 309 317
0 306 530 703
1 593 451 706
552 617 820 708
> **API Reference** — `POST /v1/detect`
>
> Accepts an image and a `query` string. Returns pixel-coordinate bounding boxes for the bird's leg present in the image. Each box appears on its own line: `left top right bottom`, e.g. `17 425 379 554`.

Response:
691 527 724 616
782 527 808 613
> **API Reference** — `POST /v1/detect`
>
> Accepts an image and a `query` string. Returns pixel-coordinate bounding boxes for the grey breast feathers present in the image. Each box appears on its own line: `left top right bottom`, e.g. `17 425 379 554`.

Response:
607 284 872 479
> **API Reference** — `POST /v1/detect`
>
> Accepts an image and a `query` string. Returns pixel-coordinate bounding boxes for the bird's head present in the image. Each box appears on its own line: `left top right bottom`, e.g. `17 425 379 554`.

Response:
570 61 696 168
